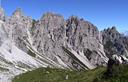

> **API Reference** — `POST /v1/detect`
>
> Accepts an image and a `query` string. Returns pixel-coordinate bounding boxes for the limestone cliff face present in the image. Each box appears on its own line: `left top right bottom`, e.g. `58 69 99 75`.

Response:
65 16 108 67
102 27 128 57
30 13 109 70
32 12 71 69
0 7 5 21
0 8 127 81
5 8 33 52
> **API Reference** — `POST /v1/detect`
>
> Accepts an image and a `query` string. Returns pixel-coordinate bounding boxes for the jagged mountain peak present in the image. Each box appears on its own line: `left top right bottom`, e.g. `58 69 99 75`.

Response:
66 16 79 26
41 12 64 20
0 7 5 21
111 26 116 30
39 12 65 30
68 15 79 20
12 8 23 18
102 26 128 57
66 15 99 39
102 26 121 40
124 31 128 36
104 26 119 33
0 7 127 82
67 15 98 30
43 12 63 17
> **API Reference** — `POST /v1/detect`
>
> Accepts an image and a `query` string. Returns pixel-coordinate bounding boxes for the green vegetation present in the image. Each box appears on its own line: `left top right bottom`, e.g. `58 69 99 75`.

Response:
12 67 105 82
94 64 128 82
12 65 128 82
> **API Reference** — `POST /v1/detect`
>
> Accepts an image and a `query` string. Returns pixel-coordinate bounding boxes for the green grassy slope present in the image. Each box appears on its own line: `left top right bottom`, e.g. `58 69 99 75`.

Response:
12 67 105 82
94 65 128 82
12 65 128 82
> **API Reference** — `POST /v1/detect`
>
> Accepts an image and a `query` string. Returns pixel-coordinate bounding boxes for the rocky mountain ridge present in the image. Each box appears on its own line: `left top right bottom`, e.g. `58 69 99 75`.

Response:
0 8 127 82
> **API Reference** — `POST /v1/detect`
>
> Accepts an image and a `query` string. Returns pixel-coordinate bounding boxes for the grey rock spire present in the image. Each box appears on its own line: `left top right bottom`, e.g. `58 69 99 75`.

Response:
12 8 23 18
0 7 5 21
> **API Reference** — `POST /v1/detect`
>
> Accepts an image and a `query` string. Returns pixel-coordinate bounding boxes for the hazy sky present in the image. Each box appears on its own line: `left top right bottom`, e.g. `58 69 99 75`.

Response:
1 0 128 32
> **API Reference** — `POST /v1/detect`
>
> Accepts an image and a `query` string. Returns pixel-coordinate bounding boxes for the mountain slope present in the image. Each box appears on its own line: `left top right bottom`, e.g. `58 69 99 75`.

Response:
12 67 106 82
12 60 128 82
0 8 63 81
0 7 127 82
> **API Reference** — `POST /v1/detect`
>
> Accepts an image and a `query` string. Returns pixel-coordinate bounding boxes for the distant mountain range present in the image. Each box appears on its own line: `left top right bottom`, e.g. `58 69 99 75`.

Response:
0 7 127 82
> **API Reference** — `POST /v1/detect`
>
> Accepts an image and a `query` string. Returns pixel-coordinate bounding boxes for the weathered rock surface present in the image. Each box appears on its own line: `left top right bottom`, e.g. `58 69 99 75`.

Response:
0 7 5 21
102 27 128 57
0 8 127 81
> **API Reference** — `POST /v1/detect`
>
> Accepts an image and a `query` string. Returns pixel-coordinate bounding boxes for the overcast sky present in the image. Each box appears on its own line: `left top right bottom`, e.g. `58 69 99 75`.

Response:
2 0 128 32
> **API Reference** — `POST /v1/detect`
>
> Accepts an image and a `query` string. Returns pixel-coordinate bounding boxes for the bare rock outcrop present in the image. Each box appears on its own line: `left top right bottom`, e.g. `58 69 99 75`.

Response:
102 26 128 57
0 7 127 81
